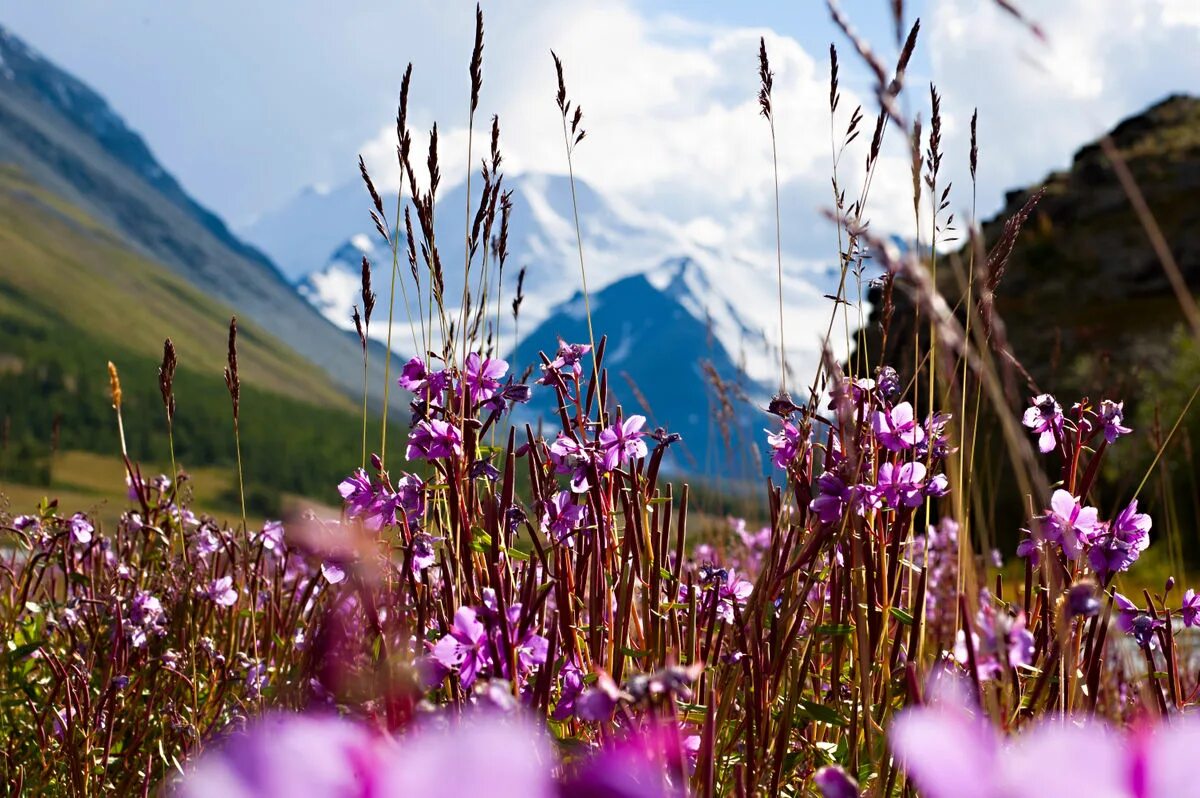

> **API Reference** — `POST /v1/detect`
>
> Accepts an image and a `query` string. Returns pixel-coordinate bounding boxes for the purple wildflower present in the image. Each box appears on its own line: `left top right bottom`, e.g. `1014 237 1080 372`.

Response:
599 415 648 472
337 469 374 517
69 513 93 545
548 434 593 492
766 421 803 469
1041 489 1100 561
321 562 346 584
552 660 585 720
954 592 1034 680
204 576 238 607
890 675 1127 798
411 533 436 571
1098 399 1132 444
875 461 928 509
398 356 449 401
814 766 859 798
541 491 589 543
539 340 592 384
1088 498 1151 577
405 419 463 462
461 352 509 406
873 401 925 452
1022 393 1063 454
809 471 852 524
258 520 285 552
1182 589 1200 628
432 607 492 688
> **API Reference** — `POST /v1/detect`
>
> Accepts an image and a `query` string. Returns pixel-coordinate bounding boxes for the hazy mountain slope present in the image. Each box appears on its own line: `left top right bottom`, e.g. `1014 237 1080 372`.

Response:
0 165 348 405
0 24 397 405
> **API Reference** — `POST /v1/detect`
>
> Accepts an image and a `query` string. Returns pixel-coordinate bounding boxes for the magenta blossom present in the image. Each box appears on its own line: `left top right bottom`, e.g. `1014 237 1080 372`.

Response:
809 472 852 524
548 434 593 493
891 673 1200 798
69 513 93 545
432 607 492 688
539 340 592 385
1088 498 1151 577
599 415 648 472
1022 393 1063 454
461 352 509 406
541 491 589 543
766 421 803 469
875 461 928 509
203 576 238 607
1098 399 1132 444
873 401 925 452
954 591 1034 680
1040 489 1100 561
406 419 463 462
398 356 449 401
337 469 374 517
1182 589 1200 628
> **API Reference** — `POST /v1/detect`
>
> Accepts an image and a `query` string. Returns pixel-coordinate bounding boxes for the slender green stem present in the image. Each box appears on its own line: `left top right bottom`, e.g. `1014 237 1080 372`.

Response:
561 119 601 417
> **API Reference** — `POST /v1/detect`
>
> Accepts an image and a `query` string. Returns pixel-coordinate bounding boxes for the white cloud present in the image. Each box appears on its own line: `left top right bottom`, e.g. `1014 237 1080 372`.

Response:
357 1 861 262
928 0 1200 227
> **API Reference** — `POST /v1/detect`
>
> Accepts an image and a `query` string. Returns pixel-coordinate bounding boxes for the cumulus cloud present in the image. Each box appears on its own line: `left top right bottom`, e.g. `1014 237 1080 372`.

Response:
928 0 1200 227
357 1 869 263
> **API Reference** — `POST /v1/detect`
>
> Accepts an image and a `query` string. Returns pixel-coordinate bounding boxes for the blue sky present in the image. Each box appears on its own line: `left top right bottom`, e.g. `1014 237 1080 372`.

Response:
2 1 1196 257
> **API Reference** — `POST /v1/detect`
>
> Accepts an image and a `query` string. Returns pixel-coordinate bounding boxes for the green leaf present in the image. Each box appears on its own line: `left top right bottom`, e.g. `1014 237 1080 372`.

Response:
889 607 915 625
503 547 530 561
812 623 854 637
795 698 848 727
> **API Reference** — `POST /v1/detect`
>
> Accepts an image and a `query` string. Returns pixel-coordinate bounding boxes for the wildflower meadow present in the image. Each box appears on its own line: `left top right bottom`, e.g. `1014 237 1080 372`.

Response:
3 2 1199 796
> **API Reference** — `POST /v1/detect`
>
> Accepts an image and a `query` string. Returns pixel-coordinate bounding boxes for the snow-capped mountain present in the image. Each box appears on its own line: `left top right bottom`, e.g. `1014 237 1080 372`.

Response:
248 171 844 387
248 169 848 472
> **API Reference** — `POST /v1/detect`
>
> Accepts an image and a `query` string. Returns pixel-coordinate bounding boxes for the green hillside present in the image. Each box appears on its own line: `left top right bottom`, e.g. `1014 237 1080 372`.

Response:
0 165 398 512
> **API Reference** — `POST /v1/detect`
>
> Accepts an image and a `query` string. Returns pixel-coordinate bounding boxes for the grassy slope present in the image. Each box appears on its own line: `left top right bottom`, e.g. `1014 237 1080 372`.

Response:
0 165 402 511
0 165 349 407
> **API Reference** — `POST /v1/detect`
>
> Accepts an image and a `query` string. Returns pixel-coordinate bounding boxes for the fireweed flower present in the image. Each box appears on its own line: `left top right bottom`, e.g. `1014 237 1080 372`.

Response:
124 591 164 648
1022 393 1064 454
552 660 585 720
874 461 928 509
258 520 285 552
337 469 374 517
69 513 93 545
890 675 1136 798
1040 489 1100 560
955 592 1034 680
538 340 592 384
809 471 852 524
541 491 589 543
398 356 450 401
405 419 463 462
876 365 901 398
433 607 492 688
599 415 648 471
548 434 593 492
365 474 425 530
873 401 925 452
1088 499 1151 578
461 352 509 405
503 604 549 678
411 533 436 571
766 421 803 469
178 712 384 798
1183 589 1200 628
1098 399 1131 444
814 766 859 798
203 576 238 607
